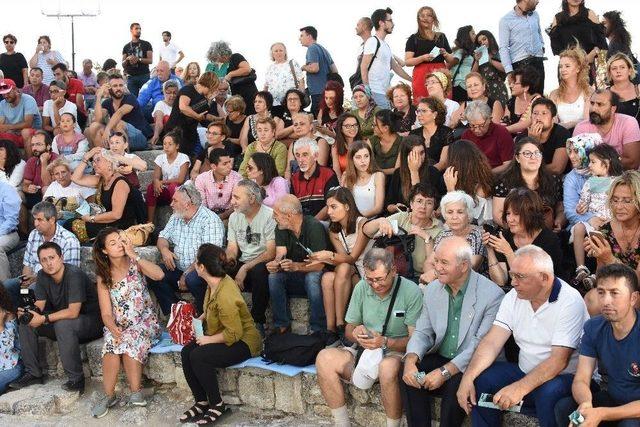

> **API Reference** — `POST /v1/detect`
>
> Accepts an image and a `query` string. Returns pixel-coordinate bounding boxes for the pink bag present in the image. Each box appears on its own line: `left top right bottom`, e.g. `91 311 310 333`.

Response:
167 301 197 345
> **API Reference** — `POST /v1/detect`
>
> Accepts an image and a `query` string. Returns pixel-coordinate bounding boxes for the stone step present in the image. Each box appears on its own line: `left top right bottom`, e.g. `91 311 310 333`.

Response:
134 149 164 171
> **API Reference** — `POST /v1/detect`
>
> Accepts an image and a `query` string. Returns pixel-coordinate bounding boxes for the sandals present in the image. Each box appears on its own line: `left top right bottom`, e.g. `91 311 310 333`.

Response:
179 401 209 423
195 402 229 425
572 265 591 288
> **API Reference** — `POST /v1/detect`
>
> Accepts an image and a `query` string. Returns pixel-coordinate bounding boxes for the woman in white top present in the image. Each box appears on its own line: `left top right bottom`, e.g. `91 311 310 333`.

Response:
43 158 96 221
28 36 66 85
340 141 385 218
549 46 592 130
263 43 304 107
308 186 373 340
51 113 89 171
424 70 459 127
150 80 179 147
0 140 25 190
42 81 80 134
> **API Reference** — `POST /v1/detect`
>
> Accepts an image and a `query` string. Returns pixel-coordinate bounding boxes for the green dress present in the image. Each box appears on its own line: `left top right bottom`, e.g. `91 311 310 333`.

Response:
351 106 381 140
205 62 229 79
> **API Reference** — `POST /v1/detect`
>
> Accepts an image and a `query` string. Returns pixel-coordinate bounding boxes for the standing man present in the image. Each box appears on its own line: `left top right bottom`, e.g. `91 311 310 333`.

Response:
499 0 545 91
78 59 98 110
299 26 339 116
0 78 41 157
159 31 184 73
122 23 153 96
0 34 28 88
361 8 412 109
21 68 50 113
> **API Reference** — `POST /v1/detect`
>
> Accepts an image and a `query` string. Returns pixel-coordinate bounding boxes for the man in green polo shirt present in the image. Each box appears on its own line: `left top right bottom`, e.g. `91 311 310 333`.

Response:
315 248 422 427
400 236 504 427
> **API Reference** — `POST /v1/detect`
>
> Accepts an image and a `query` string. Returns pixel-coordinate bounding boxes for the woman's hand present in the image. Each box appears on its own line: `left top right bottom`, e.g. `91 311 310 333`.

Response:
120 232 138 260
110 326 123 342
422 54 434 63
553 215 565 232
196 335 215 346
308 250 333 263
409 225 428 241
487 231 513 257
443 166 458 192
408 149 422 173
377 219 395 237
527 121 544 140
585 234 616 265
576 200 588 215
588 217 606 229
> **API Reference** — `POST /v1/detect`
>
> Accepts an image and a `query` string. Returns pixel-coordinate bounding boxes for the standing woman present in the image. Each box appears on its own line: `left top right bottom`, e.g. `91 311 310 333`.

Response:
350 85 380 140
474 30 508 108
341 141 385 219
549 0 606 65
548 46 592 131
409 97 453 170
331 113 361 181
404 6 451 102
316 81 344 138
183 62 201 86
239 91 284 153
603 11 638 66
263 42 304 110
369 109 402 177
441 25 476 103
0 34 28 88
28 35 66 85
91 228 162 418
387 82 416 135
211 41 258 115
178 244 261 425
607 53 640 126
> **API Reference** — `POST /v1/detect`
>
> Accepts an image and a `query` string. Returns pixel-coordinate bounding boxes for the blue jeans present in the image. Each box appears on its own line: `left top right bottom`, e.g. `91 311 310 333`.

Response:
555 392 640 427
371 91 390 109
2 277 21 309
268 270 325 332
126 73 150 97
147 265 206 315
472 361 574 427
124 122 149 151
0 365 23 394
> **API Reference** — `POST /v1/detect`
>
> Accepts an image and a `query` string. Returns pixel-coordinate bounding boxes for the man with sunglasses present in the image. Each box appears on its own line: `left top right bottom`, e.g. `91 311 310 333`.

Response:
225 180 276 336
0 78 41 157
0 34 27 88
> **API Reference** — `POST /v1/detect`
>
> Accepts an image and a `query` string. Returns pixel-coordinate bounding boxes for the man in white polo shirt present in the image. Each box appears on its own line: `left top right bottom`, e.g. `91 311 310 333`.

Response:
456 245 589 427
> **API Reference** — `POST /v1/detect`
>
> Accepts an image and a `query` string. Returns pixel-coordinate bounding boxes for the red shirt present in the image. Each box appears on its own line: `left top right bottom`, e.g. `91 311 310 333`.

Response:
23 152 59 187
65 78 85 112
462 123 514 168
291 164 338 217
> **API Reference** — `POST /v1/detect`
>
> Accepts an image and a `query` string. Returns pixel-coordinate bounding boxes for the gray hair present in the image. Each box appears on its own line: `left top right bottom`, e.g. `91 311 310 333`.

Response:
435 236 473 265
237 179 263 204
465 100 492 122
276 195 303 215
176 183 202 207
440 191 475 222
32 201 57 220
207 41 232 62
362 248 394 273
293 137 319 156
514 245 554 275
163 79 179 92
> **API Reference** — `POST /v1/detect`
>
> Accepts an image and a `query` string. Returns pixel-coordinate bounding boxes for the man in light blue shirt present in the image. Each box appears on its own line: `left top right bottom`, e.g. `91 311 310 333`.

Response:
0 78 42 157
0 181 21 282
299 26 338 117
498 0 545 91
136 60 182 121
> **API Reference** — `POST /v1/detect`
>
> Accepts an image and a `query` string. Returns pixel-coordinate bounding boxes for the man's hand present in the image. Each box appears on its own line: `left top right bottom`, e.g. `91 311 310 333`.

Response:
196 335 215 346
279 259 298 272
355 329 383 350
493 381 526 410
234 264 247 290
40 151 51 164
161 249 178 271
423 368 446 391
178 273 188 291
456 376 477 415
576 405 603 427
402 359 422 388
528 121 544 140
266 260 281 273
27 311 46 328
21 273 36 287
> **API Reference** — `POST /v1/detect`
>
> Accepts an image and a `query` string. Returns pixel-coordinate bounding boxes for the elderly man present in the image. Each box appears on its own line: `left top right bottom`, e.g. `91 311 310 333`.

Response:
0 181 20 282
137 60 182 121
461 100 514 173
226 180 276 335
573 89 640 170
267 194 329 334
21 67 50 112
401 237 504 427
79 59 98 109
290 137 338 220
0 78 41 157
457 245 589 427
147 184 224 315
316 248 422 427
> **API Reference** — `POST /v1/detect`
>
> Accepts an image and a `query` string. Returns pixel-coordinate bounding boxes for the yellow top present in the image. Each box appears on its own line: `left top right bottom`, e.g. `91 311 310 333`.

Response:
238 140 288 178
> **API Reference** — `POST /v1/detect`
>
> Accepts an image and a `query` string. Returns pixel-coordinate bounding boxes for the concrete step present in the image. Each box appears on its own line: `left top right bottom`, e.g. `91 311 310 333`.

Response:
134 149 164 171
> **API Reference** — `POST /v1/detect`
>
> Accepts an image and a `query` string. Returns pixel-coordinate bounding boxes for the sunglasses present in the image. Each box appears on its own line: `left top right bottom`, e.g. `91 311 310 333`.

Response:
216 182 224 198
4 40 15 45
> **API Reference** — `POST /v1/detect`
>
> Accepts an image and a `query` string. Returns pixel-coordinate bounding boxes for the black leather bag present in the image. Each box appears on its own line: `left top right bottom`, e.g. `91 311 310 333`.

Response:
229 69 257 87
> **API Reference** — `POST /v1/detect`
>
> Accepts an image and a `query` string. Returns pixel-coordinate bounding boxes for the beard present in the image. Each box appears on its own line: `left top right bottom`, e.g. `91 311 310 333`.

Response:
109 89 124 99
589 111 610 125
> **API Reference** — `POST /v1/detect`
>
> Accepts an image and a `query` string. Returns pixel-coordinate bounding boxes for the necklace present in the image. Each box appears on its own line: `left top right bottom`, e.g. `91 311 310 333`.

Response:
617 220 640 252
258 140 274 153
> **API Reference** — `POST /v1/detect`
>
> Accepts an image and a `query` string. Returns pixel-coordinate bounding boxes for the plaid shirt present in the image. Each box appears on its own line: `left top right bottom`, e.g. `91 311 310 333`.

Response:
159 205 225 271
23 225 81 273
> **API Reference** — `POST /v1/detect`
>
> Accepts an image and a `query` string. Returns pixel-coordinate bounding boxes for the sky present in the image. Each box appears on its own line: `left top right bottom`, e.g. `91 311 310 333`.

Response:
4 0 640 94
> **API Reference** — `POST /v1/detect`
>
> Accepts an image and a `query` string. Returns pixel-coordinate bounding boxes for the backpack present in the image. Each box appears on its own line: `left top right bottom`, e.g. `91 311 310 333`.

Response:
262 332 325 367
349 36 381 90
167 301 197 345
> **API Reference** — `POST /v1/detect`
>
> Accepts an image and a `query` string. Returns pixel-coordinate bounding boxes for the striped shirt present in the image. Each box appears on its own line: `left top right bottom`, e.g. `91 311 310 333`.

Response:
23 224 81 273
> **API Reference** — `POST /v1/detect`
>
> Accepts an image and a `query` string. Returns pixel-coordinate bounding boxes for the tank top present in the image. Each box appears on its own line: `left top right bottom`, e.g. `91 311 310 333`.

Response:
556 93 585 125
338 217 374 276
616 86 640 126
353 174 376 215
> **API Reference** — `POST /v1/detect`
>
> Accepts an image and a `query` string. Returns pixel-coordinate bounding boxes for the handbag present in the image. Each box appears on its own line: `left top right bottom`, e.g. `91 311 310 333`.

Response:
289 60 311 108
373 226 416 279
167 301 197 345
122 222 155 247
229 68 257 87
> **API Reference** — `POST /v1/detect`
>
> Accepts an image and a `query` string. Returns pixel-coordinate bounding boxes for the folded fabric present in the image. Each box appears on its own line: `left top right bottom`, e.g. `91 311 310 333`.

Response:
227 357 317 377
149 332 183 354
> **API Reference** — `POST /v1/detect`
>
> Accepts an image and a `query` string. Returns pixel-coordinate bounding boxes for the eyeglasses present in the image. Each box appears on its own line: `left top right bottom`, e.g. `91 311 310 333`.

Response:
365 270 391 285
178 184 195 204
3 40 15 45
509 272 529 281
109 131 128 142
416 108 431 114
611 197 635 205
468 119 489 130
342 123 359 129
206 131 222 136
518 150 543 159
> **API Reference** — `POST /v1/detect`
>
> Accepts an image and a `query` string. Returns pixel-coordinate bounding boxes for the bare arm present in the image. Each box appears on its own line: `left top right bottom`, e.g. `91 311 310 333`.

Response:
391 57 412 81
621 141 640 170
545 148 569 176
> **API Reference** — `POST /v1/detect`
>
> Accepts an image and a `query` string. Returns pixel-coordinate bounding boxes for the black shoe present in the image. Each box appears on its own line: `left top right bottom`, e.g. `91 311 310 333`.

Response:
322 330 341 348
61 377 85 394
268 326 290 337
8 372 44 390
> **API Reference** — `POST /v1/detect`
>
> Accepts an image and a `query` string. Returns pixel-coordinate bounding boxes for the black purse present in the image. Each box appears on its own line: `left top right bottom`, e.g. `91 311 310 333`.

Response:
229 69 257 87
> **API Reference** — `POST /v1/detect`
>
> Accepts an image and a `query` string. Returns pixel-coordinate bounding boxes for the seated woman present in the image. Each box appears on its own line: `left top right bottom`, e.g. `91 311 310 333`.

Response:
224 95 248 152
150 80 179 147
91 228 163 418
387 82 416 135
483 188 565 287
449 72 504 129
308 187 373 343
283 113 329 179
239 91 284 153
443 139 494 224
86 131 147 190
548 47 592 132
183 62 201 86
70 149 138 243
245 152 289 208
190 122 240 181
51 113 89 171
239 117 287 178
275 89 305 146
409 96 453 170
341 141 385 218
316 81 344 138
43 158 96 222
386 136 444 213
146 130 190 222
0 139 25 191
369 109 403 177
178 244 262 425
0 284 21 395
331 113 362 181
350 85 380 140
564 133 602 230
503 66 543 135
365 183 443 284
493 137 564 231
424 70 459 127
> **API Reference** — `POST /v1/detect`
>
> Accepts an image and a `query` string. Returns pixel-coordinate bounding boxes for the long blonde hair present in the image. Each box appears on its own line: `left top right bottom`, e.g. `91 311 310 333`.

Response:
557 46 591 101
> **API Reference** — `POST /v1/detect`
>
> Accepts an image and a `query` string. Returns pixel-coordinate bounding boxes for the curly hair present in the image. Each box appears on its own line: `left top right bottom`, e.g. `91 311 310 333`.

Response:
418 96 447 127
0 139 22 178
206 41 232 63
557 46 591 101
603 11 632 49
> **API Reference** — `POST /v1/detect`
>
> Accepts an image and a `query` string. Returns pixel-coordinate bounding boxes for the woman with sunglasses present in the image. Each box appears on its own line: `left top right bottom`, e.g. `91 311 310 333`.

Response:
245 152 289 208
331 113 362 181
83 131 147 189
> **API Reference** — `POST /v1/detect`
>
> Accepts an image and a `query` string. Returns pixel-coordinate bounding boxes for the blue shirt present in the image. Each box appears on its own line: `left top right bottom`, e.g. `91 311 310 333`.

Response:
580 312 640 405
0 93 42 129
306 43 333 95
101 93 153 138
0 181 19 235
498 9 545 73
23 224 81 273
563 170 593 228
137 75 182 109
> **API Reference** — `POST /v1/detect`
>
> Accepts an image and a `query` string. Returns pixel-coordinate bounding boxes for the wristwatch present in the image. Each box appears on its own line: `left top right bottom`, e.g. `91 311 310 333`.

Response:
381 336 389 351
134 255 142 263
44 314 51 325
90 215 96 223
439 366 452 380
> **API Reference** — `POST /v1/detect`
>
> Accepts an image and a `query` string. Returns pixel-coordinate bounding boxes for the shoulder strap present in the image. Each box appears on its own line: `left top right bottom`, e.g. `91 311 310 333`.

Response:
339 230 350 255
288 60 299 87
381 275 401 336
367 36 382 72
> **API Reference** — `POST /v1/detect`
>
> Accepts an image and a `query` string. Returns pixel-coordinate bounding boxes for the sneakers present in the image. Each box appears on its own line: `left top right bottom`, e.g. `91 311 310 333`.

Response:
91 394 119 418
8 372 44 390
129 391 148 407
61 377 85 394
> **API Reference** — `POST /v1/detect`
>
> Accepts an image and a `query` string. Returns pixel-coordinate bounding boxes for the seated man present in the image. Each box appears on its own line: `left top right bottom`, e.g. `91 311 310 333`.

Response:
555 264 640 426
401 236 504 427
456 245 589 427
9 242 102 393
147 184 224 315
22 130 57 210
316 248 423 427
86 72 153 151
290 137 338 220
194 147 241 220
0 78 41 157
226 179 276 335
149 79 178 146
0 181 20 283
137 60 182 121
3 201 80 307
267 194 328 334
21 67 50 113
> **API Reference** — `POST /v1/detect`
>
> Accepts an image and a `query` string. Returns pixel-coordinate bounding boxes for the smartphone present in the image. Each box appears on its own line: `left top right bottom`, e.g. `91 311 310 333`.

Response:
588 230 604 240
192 318 204 338
361 328 374 339
482 222 501 237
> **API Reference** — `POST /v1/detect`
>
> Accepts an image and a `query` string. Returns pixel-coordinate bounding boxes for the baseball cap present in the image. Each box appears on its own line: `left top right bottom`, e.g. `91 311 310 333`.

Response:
0 79 16 95
50 80 67 91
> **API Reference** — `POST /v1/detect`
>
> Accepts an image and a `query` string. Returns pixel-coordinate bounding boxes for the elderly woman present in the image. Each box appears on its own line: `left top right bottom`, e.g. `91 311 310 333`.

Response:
424 70 459 127
263 42 304 109
277 89 307 145
387 83 416 135
239 91 284 152
284 112 329 179
350 85 381 140
206 41 258 114
28 35 66 85
70 149 138 242
608 53 640 126
548 46 592 131
449 72 504 129
224 95 248 148
409 96 453 170
483 188 565 287
43 158 95 221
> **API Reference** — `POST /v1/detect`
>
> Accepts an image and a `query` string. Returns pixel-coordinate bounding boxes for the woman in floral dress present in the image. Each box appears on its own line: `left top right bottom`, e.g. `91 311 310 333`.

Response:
90 227 164 418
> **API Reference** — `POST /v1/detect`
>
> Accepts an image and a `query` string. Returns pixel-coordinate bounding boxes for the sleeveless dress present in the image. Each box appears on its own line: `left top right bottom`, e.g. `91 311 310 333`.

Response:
616 86 640 127
556 93 585 126
353 174 376 215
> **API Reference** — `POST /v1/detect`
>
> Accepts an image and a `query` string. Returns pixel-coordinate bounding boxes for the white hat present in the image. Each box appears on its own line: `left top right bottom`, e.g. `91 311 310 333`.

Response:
351 349 383 390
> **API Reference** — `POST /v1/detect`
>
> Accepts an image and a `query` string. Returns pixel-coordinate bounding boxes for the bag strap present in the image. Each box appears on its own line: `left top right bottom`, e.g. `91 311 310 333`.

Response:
381 275 401 336
289 60 299 88
366 36 381 72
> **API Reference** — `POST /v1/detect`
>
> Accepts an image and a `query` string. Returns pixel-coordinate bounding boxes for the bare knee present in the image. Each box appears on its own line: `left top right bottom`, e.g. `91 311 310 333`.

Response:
316 348 350 377
378 357 401 385
321 272 335 292
585 289 600 316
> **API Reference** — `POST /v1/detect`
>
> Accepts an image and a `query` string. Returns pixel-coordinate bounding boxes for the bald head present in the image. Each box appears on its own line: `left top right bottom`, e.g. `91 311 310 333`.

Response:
275 194 303 215
434 236 472 287
156 61 171 82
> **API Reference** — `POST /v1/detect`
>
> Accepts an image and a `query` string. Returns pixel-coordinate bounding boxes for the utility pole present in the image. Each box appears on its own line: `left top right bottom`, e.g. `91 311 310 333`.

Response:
41 8 100 70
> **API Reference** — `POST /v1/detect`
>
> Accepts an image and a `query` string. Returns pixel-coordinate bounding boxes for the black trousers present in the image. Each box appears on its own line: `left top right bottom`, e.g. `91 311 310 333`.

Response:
180 340 251 404
512 56 545 94
400 353 466 427
228 261 270 325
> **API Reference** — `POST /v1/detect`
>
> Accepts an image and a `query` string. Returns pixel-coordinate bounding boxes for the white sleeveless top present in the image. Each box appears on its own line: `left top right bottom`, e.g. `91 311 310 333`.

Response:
353 174 376 215
556 93 585 125
338 217 375 276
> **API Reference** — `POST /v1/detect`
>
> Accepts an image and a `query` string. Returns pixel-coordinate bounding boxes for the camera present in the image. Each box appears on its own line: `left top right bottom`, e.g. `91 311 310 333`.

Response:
18 288 41 325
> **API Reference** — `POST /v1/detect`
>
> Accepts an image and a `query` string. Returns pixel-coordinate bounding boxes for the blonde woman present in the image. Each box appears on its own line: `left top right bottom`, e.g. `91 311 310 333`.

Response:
263 42 304 107
183 62 201 86
549 46 592 130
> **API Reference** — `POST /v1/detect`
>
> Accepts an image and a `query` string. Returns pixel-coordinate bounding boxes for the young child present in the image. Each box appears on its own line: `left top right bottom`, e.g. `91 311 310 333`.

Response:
51 113 89 171
146 130 190 221
572 144 623 287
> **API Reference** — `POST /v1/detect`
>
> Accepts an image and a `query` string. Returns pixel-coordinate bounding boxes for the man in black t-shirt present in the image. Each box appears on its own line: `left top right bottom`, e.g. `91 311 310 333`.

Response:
10 242 102 394
0 34 28 88
121 22 153 96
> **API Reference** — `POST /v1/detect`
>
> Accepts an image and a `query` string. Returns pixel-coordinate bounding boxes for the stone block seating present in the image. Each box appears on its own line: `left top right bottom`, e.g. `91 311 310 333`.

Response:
6 245 539 426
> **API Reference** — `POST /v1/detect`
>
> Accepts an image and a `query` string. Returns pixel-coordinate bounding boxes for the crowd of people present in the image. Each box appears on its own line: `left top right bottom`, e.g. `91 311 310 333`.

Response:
0 0 640 425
